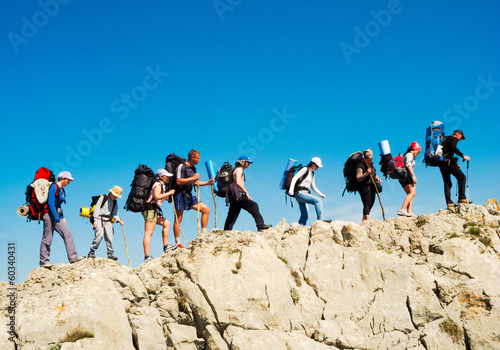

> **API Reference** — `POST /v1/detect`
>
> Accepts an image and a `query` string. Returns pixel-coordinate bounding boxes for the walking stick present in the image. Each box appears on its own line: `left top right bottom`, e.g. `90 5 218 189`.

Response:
197 183 201 236
466 160 470 202
211 184 217 228
172 199 189 246
120 221 130 267
370 174 386 221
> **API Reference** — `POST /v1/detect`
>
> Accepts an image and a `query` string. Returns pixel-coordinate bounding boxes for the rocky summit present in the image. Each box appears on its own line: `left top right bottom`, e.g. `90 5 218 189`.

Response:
2 200 500 350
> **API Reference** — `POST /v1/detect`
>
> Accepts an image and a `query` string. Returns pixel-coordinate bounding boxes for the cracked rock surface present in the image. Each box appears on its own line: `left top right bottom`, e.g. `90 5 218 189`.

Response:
2 200 500 349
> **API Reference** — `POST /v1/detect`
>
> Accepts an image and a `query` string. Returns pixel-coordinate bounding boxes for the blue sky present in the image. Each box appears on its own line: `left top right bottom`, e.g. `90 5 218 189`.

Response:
1 0 499 282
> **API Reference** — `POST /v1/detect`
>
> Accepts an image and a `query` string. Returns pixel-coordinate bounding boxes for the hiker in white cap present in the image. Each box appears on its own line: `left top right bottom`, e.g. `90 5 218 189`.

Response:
40 171 84 268
288 157 329 225
88 186 124 260
142 169 176 261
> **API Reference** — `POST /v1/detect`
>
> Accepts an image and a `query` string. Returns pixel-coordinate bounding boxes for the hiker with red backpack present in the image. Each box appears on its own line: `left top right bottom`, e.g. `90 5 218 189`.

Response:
224 156 272 232
438 130 472 209
288 157 328 226
356 149 382 221
397 142 421 217
40 171 84 268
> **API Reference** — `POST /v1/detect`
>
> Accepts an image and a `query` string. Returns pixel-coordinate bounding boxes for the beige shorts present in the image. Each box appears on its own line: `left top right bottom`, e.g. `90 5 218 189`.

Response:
142 209 158 223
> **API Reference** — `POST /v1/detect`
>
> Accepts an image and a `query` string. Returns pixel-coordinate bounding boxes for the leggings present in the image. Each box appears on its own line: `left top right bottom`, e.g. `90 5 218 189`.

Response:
359 185 375 216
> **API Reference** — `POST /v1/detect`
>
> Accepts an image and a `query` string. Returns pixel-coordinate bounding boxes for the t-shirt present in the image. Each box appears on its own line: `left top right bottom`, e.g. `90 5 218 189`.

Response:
176 163 197 193
403 153 415 168
147 181 166 207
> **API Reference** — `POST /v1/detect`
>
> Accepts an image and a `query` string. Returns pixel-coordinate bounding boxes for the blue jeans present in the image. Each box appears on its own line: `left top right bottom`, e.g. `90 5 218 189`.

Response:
295 191 323 225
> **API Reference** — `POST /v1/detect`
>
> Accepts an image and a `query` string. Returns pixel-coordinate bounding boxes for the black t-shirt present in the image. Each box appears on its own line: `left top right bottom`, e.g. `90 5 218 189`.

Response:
176 163 197 193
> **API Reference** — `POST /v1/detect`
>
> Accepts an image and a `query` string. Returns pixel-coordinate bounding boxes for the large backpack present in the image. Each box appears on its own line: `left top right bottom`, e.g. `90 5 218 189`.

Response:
342 152 363 196
165 153 186 193
89 194 116 224
379 153 406 180
283 163 307 197
124 164 156 212
424 121 447 166
214 162 234 198
24 167 56 223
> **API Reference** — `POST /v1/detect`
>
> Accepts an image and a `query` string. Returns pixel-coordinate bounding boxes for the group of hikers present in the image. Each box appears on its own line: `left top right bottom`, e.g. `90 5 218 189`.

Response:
30 128 471 268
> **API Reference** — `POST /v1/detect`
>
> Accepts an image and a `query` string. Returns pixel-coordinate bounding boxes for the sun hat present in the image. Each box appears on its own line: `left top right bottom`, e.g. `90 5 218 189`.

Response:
311 157 323 168
156 169 173 178
57 171 74 181
109 186 123 198
453 130 466 140
410 142 421 151
363 149 373 159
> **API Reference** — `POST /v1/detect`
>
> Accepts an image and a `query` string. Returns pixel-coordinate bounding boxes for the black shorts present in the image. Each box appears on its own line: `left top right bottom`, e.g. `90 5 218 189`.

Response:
398 171 414 188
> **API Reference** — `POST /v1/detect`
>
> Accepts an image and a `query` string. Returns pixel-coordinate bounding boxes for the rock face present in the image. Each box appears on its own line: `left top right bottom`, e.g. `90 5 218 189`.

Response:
2 201 500 350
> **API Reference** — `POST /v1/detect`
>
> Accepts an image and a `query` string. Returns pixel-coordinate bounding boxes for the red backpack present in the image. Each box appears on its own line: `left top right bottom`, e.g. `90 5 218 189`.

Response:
24 168 56 223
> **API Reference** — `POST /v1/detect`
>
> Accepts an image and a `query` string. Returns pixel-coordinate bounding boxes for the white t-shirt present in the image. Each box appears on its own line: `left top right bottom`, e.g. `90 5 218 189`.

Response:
404 153 415 168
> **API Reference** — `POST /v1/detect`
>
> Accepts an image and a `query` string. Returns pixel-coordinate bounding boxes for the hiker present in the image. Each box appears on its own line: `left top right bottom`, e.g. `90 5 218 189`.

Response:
39 171 84 268
438 130 472 208
356 149 382 221
143 169 176 261
87 186 124 260
288 157 328 225
173 150 215 238
224 156 272 231
397 142 421 217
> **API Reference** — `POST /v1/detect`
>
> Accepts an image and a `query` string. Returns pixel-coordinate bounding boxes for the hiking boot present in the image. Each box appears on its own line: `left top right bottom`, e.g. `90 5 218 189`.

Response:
41 263 53 269
163 244 177 253
458 199 473 204
397 209 408 217
447 203 457 209
107 255 118 261
70 256 85 264
257 224 272 232
87 251 95 259
322 220 332 223
176 243 185 249
144 256 153 262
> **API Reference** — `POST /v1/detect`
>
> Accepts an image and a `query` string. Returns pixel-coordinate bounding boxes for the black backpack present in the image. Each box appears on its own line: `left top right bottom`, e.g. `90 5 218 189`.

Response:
165 153 186 193
342 152 363 196
214 162 234 198
124 164 156 212
89 194 117 224
283 164 308 197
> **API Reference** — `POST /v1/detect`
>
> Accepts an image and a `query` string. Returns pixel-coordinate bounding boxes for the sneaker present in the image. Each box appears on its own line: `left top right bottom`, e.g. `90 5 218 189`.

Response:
107 255 118 261
458 199 473 204
397 209 408 216
87 251 95 259
407 213 417 218
70 256 85 264
144 256 153 262
41 263 53 269
257 224 272 232
176 243 185 249
163 244 177 253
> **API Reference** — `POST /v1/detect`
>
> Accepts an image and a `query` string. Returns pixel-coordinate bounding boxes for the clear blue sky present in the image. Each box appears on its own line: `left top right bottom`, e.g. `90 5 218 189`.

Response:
1 1 499 282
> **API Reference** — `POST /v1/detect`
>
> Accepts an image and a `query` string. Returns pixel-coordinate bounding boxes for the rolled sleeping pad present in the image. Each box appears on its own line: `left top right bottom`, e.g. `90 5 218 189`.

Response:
378 140 391 156
279 158 299 190
205 160 219 192
80 207 90 218
17 205 29 217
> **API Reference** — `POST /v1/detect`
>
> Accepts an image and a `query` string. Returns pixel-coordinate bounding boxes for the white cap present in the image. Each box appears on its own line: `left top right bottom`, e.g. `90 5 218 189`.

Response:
311 157 323 168
57 171 74 181
156 169 173 178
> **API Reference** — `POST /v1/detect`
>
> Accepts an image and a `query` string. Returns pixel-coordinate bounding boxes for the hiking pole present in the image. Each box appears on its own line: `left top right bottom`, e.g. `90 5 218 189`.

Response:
197 183 201 236
466 160 470 207
120 220 130 267
370 174 386 221
172 199 189 246
211 184 217 228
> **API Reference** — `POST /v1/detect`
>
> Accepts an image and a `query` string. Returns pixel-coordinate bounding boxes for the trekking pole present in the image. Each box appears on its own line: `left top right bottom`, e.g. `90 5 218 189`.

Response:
197 183 201 236
172 199 189 246
466 160 470 212
120 220 130 267
370 174 386 221
211 184 217 228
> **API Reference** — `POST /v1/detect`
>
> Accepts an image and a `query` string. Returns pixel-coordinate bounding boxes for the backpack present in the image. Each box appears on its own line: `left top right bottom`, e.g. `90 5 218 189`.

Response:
214 162 234 198
124 164 156 212
379 153 406 180
424 121 447 166
24 167 56 223
89 194 116 224
165 153 186 193
342 152 363 196
283 164 307 197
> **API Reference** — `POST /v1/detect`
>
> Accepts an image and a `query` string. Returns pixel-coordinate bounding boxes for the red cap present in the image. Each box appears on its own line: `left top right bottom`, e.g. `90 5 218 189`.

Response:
410 142 421 151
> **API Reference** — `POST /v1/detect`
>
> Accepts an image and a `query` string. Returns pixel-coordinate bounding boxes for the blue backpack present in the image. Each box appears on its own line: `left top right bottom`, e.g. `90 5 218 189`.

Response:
424 121 447 166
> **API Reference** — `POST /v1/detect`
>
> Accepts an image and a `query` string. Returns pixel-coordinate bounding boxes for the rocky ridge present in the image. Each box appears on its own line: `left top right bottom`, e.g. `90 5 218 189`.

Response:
2 200 500 350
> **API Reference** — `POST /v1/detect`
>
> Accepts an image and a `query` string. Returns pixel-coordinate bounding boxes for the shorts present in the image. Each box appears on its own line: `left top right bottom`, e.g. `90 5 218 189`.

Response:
173 192 199 211
398 171 414 188
142 209 158 222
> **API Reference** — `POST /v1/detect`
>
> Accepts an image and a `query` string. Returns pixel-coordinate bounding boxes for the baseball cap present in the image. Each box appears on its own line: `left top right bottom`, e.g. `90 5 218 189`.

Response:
57 171 74 181
238 155 253 163
156 169 173 178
